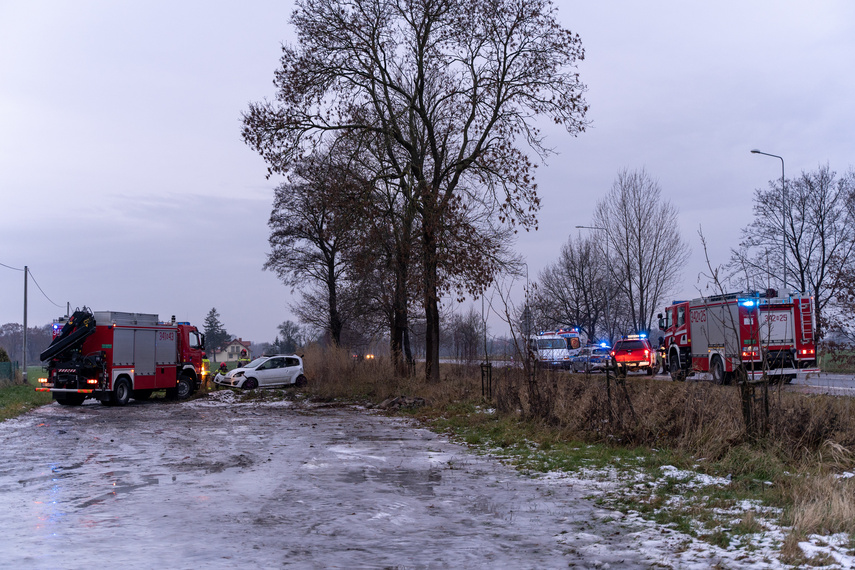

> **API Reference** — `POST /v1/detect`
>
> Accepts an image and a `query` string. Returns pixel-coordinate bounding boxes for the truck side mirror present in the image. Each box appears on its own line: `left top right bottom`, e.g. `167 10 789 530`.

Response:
658 317 665 331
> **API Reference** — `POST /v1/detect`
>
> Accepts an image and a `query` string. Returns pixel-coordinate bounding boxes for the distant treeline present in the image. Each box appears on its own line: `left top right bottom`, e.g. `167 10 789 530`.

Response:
0 323 53 365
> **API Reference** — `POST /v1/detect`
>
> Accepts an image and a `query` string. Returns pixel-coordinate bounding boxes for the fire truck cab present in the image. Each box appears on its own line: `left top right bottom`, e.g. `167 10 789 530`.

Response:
659 290 818 384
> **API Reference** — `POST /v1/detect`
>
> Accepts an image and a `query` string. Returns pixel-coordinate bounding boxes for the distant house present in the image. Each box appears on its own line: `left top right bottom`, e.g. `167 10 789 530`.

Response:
214 338 252 363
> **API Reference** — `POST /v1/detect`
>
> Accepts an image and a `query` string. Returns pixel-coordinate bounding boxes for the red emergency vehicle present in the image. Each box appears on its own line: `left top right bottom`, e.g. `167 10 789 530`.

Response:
37 308 206 406
658 290 818 384
610 334 657 376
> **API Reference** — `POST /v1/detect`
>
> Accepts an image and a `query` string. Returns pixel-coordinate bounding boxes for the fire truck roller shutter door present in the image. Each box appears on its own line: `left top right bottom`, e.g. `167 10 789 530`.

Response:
113 329 134 365
134 330 156 376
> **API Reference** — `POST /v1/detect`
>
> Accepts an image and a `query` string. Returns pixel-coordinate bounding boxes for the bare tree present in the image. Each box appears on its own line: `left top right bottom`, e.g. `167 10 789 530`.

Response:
537 233 614 343
730 165 855 340
263 153 363 345
242 0 588 381
593 168 690 334
445 306 485 363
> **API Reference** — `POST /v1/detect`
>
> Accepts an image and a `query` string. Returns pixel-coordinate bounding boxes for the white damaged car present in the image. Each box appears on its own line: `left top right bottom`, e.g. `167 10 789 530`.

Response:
214 355 307 390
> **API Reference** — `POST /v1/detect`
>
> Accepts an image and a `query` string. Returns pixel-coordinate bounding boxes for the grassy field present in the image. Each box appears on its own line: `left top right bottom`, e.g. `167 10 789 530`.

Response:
0 373 52 422
821 350 855 373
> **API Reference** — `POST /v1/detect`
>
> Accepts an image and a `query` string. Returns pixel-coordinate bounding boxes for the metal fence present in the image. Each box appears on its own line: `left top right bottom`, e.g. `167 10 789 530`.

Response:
0 361 19 381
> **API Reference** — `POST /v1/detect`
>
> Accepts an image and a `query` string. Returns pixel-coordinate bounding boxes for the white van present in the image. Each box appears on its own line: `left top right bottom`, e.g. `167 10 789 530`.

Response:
529 329 582 370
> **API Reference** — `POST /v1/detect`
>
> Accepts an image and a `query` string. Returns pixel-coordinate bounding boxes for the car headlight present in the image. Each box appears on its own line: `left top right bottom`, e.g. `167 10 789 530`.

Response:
234 371 245 377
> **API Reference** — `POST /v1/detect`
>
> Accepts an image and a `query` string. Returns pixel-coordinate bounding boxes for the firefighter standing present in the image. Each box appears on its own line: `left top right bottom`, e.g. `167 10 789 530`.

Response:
202 356 211 389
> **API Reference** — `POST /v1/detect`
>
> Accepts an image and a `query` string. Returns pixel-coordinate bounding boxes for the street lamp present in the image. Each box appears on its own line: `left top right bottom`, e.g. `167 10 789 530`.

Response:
521 261 530 337
576 225 611 344
750 149 787 294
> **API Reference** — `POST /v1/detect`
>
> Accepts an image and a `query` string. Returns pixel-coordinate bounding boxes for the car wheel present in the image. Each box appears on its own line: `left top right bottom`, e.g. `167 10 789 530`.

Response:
175 375 194 400
112 378 131 406
243 377 259 390
294 374 308 387
646 366 654 376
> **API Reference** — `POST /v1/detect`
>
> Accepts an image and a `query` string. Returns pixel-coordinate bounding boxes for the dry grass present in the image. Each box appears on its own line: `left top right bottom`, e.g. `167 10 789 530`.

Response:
784 474 855 536
303 346 855 464
302 344 484 406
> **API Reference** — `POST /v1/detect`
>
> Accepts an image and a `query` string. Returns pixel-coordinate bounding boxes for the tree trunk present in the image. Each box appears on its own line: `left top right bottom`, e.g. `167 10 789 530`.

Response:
423 227 441 382
327 264 342 345
391 287 409 376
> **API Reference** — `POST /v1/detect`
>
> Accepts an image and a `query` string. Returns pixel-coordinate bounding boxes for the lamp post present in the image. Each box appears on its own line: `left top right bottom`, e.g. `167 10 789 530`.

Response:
521 261 530 338
750 149 787 294
576 225 611 344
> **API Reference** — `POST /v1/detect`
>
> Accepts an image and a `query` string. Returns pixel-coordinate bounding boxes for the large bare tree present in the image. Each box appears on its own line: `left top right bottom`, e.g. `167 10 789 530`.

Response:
242 0 588 381
593 168 689 334
729 165 855 339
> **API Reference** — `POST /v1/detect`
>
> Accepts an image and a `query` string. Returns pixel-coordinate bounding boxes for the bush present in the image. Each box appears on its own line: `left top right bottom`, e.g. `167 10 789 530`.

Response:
0 346 9 362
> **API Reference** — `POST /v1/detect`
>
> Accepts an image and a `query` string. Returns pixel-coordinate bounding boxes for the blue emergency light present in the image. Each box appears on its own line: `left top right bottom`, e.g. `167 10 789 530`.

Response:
739 299 757 307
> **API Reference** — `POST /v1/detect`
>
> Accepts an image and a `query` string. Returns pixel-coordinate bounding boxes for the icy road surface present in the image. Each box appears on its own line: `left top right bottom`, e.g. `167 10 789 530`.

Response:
2 392 684 569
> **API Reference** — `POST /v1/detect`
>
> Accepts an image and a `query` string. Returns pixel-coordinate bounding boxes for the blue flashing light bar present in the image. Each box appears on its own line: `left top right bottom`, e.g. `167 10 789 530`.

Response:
739 299 757 307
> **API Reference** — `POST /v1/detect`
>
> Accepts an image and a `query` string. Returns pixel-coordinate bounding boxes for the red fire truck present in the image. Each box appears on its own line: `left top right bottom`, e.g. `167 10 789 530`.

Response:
658 290 819 384
37 308 206 406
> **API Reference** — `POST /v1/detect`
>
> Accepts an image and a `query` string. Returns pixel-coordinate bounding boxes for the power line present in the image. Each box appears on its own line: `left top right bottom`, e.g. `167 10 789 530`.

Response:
27 269 64 309
0 261 24 271
1 263 64 308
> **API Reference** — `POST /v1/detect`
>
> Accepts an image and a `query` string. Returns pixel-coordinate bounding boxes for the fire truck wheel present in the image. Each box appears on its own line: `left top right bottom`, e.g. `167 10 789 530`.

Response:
175 375 193 400
711 358 725 385
295 374 308 387
113 379 131 406
243 377 259 390
669 357 685 382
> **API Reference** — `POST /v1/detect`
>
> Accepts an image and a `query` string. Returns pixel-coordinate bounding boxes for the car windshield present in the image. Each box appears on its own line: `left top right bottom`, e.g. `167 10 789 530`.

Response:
593 348 610 355
616 341 645 350
243 357 267 369
536 339 566 350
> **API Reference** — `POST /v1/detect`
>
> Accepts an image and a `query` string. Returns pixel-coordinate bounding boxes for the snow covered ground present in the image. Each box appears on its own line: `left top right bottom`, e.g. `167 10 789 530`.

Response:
0 391 851 568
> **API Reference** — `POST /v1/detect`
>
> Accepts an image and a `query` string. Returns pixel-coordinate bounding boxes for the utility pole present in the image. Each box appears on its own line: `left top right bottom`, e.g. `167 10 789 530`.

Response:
750 149 787 294
22 266 28 383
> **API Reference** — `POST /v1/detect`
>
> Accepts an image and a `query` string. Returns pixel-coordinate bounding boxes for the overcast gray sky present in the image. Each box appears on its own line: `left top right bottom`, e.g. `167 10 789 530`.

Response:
2 1 854 344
